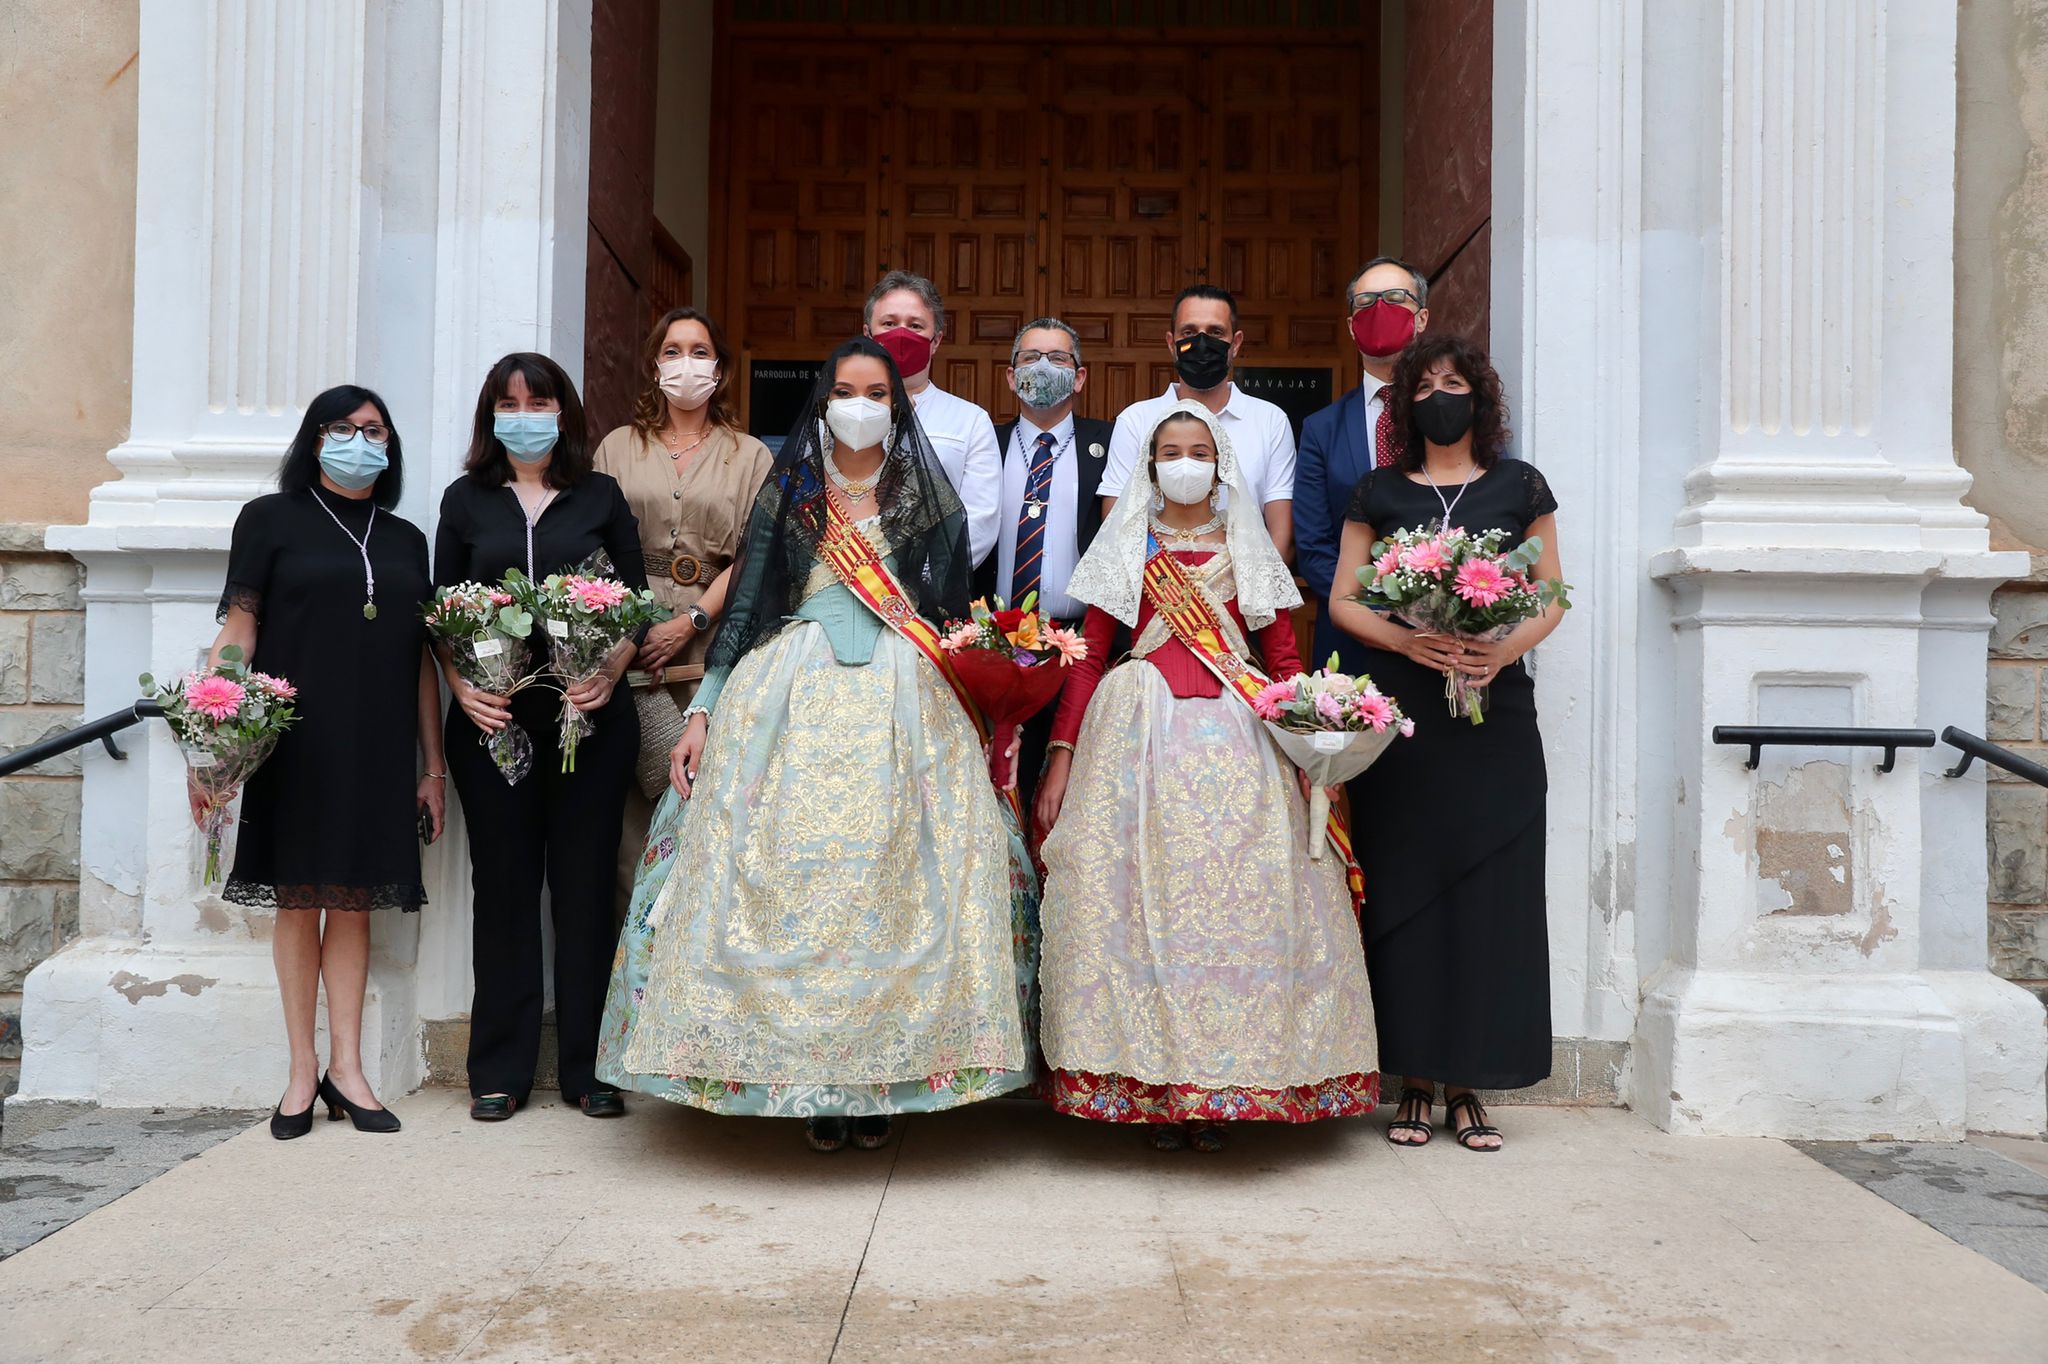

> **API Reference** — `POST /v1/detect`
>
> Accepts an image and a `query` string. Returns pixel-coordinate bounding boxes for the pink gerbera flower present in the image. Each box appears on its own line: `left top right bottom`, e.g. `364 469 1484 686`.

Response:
1251 680 1296 720
1454 558 1511 607
489 591 514 606
1045 626 1089 665
1402 541 1449 575
183 674 247 722
1355 692 1395 732
941 622 984 652
1398 717 1416 738
250 672 297 700
1371 547 1402 581
568 578 630 612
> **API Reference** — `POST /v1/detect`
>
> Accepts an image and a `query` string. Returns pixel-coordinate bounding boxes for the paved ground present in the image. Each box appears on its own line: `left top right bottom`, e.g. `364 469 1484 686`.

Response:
0 1090 2044 1362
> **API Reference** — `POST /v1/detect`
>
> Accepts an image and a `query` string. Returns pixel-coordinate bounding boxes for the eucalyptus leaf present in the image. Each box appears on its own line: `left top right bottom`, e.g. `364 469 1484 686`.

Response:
218 644 244 665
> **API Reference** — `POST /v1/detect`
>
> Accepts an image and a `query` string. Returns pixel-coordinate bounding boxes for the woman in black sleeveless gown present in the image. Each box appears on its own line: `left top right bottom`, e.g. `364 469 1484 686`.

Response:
1326 334 1565 1151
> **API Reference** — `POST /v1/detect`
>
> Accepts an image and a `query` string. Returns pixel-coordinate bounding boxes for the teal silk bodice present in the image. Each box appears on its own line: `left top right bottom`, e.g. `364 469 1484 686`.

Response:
692 545 901 716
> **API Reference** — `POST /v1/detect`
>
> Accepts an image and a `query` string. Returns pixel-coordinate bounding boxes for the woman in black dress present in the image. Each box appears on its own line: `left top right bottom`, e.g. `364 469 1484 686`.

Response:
434 352 647 1123
209 385 446 1140
1326 334 1565 1151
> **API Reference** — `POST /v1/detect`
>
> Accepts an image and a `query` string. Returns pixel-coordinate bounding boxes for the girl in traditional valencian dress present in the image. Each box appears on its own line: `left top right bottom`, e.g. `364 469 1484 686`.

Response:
1034 401 1379 1152
596 338 1036 1153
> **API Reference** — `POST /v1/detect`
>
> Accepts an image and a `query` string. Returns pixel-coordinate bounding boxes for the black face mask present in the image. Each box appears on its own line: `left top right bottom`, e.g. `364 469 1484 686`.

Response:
1173 333 1233 391
1412 389 1476 447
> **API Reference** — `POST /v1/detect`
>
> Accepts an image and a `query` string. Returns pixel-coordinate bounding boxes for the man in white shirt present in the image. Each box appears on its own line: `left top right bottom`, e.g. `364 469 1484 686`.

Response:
863 270 1002 567
1097 284 1298 563
976 318 1114 812
1296 256 1430 674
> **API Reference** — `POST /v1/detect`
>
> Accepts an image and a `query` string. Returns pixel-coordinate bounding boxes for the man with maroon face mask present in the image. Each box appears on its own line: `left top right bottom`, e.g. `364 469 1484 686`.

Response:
862 270 1002 567
1295 256 1430 674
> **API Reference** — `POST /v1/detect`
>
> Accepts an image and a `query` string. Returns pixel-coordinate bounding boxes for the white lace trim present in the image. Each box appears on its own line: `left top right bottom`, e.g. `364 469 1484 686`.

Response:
1065 399 1301 630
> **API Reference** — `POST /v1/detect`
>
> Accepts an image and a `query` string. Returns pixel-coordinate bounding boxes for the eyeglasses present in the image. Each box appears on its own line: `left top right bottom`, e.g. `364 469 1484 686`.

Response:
1012 349 1078 369
322 420 390 445
1348 288 1420 311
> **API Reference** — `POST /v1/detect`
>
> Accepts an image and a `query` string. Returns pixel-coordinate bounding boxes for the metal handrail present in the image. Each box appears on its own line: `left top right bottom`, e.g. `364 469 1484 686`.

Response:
1710 725 1937 774
1940 727 2048 786
0 700 164 778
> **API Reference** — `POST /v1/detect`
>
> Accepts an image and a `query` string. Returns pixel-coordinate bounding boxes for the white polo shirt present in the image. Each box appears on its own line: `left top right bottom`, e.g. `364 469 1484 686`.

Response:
910 383 1002 567
994 412 1084 620
1098 382 1298 506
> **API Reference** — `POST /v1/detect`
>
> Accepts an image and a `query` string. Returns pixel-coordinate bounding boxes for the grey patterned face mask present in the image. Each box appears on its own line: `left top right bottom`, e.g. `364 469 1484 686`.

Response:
1013 357 1077 411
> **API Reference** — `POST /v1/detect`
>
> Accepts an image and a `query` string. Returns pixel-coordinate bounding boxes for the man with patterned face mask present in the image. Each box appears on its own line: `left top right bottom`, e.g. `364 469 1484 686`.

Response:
978 318 1115 813
863 270 1002 567
1296 256 1430 675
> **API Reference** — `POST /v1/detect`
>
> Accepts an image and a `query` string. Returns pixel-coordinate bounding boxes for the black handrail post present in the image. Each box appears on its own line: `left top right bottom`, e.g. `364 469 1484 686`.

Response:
1709 725 1938 774
0 700 164 779
1940 726 2048 787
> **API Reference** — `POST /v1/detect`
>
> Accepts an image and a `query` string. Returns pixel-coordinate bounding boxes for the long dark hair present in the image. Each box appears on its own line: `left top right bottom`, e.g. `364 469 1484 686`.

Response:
279 385 404 507
700 337 967 675
462 352 591 490
630 307 740 440
1386 333 1511 472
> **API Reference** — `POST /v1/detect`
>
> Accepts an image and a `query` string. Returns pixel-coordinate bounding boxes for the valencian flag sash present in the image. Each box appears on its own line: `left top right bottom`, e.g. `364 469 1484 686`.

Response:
816 496 1026 822
1140 535 1367 912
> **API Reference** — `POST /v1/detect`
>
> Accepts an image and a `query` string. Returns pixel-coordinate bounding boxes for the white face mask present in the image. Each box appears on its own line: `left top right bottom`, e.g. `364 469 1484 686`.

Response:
825 395 892 452
1154 456 1217 507
657 355 718 409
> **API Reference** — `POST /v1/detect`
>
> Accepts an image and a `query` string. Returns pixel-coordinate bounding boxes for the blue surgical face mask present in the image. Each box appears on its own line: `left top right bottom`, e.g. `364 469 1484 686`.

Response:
319 431 389 490
494 411 560 463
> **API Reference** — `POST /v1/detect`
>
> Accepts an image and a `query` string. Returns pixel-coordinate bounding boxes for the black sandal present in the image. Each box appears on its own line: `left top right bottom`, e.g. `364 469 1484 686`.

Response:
850 1116 892 1150
1445 1092 1502 1152
805 1117 849 1152
1385 1085 1434 1147
1147 1123 1187 1152
1186 1121 1227 1153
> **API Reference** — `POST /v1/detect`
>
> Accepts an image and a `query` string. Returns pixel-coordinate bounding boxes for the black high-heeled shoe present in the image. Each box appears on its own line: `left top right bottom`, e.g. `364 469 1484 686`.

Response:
319 1072 401 1134
270 1084 316 1141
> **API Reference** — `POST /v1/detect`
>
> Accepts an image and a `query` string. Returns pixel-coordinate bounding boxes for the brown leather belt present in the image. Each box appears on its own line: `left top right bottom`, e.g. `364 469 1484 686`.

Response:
643 551 724 588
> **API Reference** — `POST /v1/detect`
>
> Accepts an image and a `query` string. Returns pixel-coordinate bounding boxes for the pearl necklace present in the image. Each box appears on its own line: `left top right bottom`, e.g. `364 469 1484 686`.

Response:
825 448 882 499
1149 511 1224 548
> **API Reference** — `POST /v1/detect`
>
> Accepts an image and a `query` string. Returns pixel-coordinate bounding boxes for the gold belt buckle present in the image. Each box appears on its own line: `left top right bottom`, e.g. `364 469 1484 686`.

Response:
669 554 702 586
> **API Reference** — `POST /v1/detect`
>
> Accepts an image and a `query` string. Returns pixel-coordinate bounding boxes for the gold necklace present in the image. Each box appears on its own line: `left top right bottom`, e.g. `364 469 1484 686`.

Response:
662 425 711 461
1149 511 1224 547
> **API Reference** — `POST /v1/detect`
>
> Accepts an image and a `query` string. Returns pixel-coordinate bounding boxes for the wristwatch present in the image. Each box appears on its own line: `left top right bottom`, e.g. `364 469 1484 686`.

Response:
686 604 712 632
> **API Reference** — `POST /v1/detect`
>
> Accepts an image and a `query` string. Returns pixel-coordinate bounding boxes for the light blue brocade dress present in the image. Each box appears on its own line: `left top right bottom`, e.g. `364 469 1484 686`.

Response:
596 525 1039 1116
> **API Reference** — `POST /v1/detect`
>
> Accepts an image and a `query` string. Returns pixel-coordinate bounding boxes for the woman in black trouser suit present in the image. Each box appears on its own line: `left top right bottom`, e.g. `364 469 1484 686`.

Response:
434 352 646 1121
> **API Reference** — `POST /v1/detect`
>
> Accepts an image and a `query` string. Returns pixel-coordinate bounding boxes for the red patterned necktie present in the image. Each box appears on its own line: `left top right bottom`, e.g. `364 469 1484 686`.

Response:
1373 392 1397 468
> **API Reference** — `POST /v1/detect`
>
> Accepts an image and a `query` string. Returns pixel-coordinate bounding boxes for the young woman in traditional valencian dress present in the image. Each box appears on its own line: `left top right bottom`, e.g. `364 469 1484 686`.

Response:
1033 402 1379 1152
595 337 1037 1153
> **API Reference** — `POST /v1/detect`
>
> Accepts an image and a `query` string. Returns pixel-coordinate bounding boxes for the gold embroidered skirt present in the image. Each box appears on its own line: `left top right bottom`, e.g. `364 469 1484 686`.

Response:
608 621 1029 1110
1039 661 1378 1120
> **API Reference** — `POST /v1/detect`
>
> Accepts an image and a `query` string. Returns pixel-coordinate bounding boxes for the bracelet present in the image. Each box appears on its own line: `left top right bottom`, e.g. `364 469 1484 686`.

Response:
422 771 447 780
680 703 711 724
1046 740 1076 755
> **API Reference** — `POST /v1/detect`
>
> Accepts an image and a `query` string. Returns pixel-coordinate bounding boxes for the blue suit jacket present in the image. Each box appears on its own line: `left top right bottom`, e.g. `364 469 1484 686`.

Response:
1296 388 1377 675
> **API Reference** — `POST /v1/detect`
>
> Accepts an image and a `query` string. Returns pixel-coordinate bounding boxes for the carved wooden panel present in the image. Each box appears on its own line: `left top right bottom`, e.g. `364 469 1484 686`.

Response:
713 21 1378 431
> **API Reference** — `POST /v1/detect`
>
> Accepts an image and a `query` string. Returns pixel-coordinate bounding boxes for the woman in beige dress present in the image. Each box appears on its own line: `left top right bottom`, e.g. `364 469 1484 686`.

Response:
593 307 774 910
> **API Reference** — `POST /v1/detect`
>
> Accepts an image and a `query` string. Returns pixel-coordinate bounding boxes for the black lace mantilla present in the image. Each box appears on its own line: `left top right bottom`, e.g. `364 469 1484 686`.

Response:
222 878 426 913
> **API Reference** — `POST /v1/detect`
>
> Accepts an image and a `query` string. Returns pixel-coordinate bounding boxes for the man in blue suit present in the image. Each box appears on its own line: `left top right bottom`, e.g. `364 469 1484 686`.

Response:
1295 256 1430 673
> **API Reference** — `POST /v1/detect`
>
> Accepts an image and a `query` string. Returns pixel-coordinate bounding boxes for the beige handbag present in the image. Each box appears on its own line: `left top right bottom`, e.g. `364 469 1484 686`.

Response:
627 665 704 799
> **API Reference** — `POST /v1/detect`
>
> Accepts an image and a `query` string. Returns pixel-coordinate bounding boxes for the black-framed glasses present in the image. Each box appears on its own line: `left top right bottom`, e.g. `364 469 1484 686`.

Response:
1348 288 1420 311
322 420 391 445
1013 349 1079 369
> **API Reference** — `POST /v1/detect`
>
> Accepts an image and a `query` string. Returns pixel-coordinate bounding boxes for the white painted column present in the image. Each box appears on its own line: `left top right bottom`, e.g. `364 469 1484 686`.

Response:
13 0 592 1115
1629 0 2043 1137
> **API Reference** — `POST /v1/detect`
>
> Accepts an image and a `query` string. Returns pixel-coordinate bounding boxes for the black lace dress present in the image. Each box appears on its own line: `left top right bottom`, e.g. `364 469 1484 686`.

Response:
218 489 432 911
1342 460 1558 1089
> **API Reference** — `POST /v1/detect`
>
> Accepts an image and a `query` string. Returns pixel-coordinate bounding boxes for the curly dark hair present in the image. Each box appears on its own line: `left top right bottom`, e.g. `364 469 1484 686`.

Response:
1385 333 1510 472
630 307 740 440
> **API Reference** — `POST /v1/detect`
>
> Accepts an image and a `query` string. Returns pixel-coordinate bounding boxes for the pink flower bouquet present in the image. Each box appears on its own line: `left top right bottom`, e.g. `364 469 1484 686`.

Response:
1253 656 1412 862
1353 524 1571 724
423 581 547 784
140 647 298 884
508 559 666 774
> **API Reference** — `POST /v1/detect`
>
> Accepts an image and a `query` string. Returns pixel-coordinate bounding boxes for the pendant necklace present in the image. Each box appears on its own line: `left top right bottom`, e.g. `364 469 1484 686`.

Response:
824 447 881 500
511 483 558 581
1014 426 1074 521
1422 459 1477 531
1149 510 1224 548
662 425 711 461
313 489 379 620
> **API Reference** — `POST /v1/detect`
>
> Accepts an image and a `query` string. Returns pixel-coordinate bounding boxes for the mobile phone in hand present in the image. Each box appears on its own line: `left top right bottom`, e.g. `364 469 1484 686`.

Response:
418 805 437 845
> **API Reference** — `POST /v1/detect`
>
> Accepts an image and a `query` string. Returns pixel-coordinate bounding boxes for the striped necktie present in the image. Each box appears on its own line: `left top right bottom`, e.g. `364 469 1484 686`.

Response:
1009 430 1059 606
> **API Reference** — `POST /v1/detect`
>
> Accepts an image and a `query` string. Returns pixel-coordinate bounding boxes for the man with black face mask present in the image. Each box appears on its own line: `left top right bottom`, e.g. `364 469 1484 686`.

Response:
1296 256 1430 674
1096 285 1298 562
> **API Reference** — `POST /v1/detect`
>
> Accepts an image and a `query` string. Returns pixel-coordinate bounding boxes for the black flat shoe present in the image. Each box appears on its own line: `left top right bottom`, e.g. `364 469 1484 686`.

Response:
805 1117 849 1152
579 1088 626 1118
851 1115 892 1150
319 1073 400 1133
270 1087 316 1140
470 1094 518 1122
